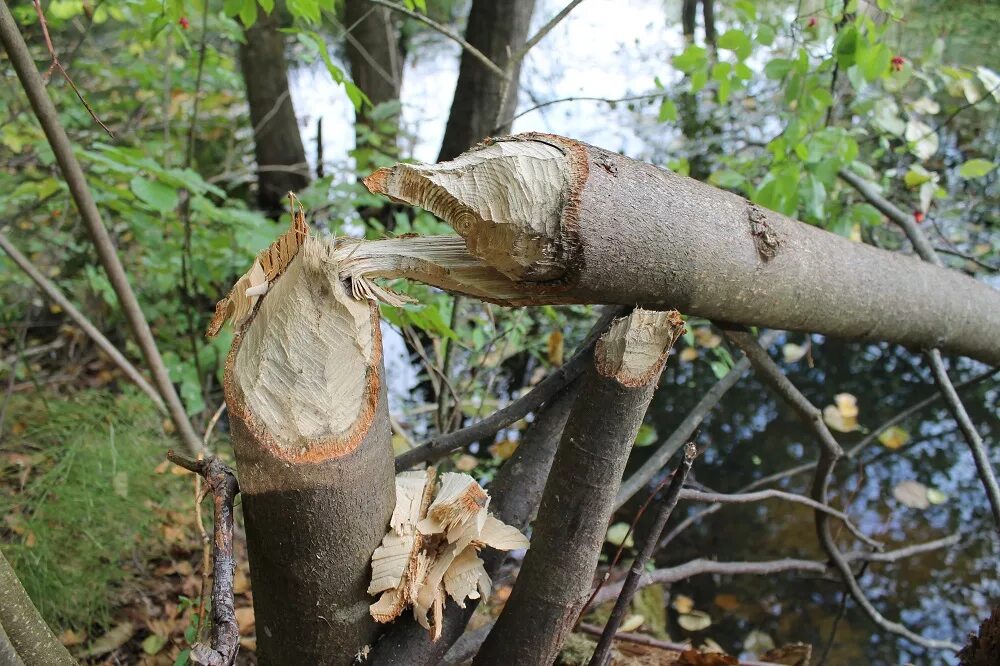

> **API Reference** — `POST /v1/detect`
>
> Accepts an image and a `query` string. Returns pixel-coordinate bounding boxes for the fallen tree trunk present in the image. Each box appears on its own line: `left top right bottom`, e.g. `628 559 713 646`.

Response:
223 236 395 663
354 133 1000 365
474 308 685 666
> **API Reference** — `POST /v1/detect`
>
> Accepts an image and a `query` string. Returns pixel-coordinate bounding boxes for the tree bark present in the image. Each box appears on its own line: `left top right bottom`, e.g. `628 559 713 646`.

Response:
224 236 395 664
358 133 1000 365
0 551 74 666
473 309 685 666
437 0 536 161
344 0 401 144
239 8 309 217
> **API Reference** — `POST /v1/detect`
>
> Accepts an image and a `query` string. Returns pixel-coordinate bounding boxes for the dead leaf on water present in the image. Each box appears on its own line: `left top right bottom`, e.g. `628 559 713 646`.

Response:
680 347 699 363
713 594 740 611
676 647 736 665
671 594 695 614
926 488 948 505
878 426 910 450
619 614 645 632
782 343 807 363
606 523 634 548
490 439 518 460
677 609 712 631
743 629 775 654
454 454 479 472
760 642 813 666
893 480 930 509
823 393 859 432
694 328 722 349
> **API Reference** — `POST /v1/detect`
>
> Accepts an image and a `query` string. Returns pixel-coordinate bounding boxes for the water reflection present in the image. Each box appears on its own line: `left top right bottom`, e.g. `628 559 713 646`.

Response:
631 334 998 662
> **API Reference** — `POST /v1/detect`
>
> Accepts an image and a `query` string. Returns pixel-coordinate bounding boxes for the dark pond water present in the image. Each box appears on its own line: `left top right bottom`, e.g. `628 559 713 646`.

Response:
629 334 999 664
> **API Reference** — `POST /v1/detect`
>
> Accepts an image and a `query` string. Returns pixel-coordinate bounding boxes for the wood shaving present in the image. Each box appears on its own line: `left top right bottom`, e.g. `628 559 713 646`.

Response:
368 469 528 640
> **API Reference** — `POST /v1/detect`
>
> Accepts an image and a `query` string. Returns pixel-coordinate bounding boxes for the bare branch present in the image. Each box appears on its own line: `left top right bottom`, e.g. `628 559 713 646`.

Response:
678 488 881 549
167 451 240 666
578 623 789 666
513 0 587 64
367 0 504 77
0 1 203 455
589 443 697 666
725 328 962 652
0 230 166 414
395 306 625 470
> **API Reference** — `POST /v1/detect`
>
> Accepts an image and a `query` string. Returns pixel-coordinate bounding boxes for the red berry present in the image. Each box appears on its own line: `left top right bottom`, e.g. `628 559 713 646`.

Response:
179 16 190 29
913 210 924 223
891 55 905 72
807 16 818 28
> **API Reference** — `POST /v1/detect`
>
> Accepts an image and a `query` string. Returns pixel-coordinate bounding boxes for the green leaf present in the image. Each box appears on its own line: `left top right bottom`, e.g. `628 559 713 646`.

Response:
709 170 744 189
834 26 858 67
258 0 274 13
958 159 997 179
673 45 707 74
710 62 731 82
142 634 167 655
658 99 677 122
239 0 257 27
857 41 890 82
756 24 775 46
717 29 752 60
129 177 178 213
691 69 708 93
174 649 191 666
764 58 793 80
634 424 657 447
903 165 933 188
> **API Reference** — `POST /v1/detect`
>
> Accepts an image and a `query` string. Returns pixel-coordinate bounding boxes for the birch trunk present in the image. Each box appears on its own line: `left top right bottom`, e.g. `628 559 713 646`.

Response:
355 133 1000 365
224 237 394 664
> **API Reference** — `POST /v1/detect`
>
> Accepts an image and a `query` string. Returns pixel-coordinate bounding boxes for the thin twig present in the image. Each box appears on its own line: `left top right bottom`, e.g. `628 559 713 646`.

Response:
31 0 113 135
394 306 625 470
367 0 503 77
588 443 697 666
0 230 166 413
577 624 786 666
167 450 241 665
678 488 881 549
0 2 203 454
725 329 961 651
512 0 587 64
202 402 227 449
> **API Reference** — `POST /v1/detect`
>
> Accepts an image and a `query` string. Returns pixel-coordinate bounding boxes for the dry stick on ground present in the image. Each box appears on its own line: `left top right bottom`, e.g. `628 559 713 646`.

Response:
0 550 75 665
839 168 1000 531
589 442 697 666
167 451 240 666
473 309 686 666
615 329 780 509
590 533 962 606
725 328 961 652
395 306 626 471
0 230 166 412
358 134 1000 364
659 368 998 549
0 3 202 455
577 624 789 666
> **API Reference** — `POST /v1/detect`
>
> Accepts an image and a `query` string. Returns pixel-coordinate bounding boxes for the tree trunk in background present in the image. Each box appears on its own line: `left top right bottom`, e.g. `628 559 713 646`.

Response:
474 309 685 665
224 237 395 663
344 0 402 156
682 0 716 46
437 0 536 161
239 9 309 217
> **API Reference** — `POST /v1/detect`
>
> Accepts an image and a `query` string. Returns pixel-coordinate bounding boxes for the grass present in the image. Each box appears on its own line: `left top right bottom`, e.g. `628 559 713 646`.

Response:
0 389 191 632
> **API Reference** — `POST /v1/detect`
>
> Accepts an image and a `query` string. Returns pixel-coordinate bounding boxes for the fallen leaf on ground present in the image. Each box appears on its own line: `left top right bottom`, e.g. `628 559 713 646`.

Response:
236 606 255 632
75 622 135 658
619 614 645 632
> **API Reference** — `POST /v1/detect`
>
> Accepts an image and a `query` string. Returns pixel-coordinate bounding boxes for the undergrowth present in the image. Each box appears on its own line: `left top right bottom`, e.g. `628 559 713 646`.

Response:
0 389 190 632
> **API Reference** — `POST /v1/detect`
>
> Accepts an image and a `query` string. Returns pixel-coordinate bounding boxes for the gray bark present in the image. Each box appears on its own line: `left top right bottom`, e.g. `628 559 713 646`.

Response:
0 551 74 666
437 0 536 160
473 309 685 666
239 8 309 216
361 133 1000 365
344 0 402 147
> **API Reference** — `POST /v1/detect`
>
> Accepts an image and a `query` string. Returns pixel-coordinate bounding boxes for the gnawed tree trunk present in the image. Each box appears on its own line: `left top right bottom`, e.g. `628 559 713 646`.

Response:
239 8 309 217
437 0 536 160
223 236 394 663
474 309 685 665
352 133 1000 365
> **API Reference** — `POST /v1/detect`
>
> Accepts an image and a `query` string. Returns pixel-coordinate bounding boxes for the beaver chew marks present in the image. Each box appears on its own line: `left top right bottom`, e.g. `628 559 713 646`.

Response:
365 139 569 281
233 236 377 453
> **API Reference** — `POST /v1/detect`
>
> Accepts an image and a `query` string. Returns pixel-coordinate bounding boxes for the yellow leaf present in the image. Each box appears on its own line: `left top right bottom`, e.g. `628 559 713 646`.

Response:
454 454 478 472
605 522 634 548
877 426 910 450
620 614 645 632
547 330 564 367
680 347 699 363
694 327 722 348
713 593 740 611
823 393 859 432
491 439 519 460
781 343 806 363
671 594 695 614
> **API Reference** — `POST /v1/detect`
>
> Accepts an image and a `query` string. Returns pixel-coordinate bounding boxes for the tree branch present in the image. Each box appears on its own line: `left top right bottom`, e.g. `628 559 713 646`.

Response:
167 451 240 666
0 550 74 665
589 443 697 666
512 0 586 64
725 328 962 652
0 1 202 455
367 0 504 77
0 230 166 413
395 306 625 470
